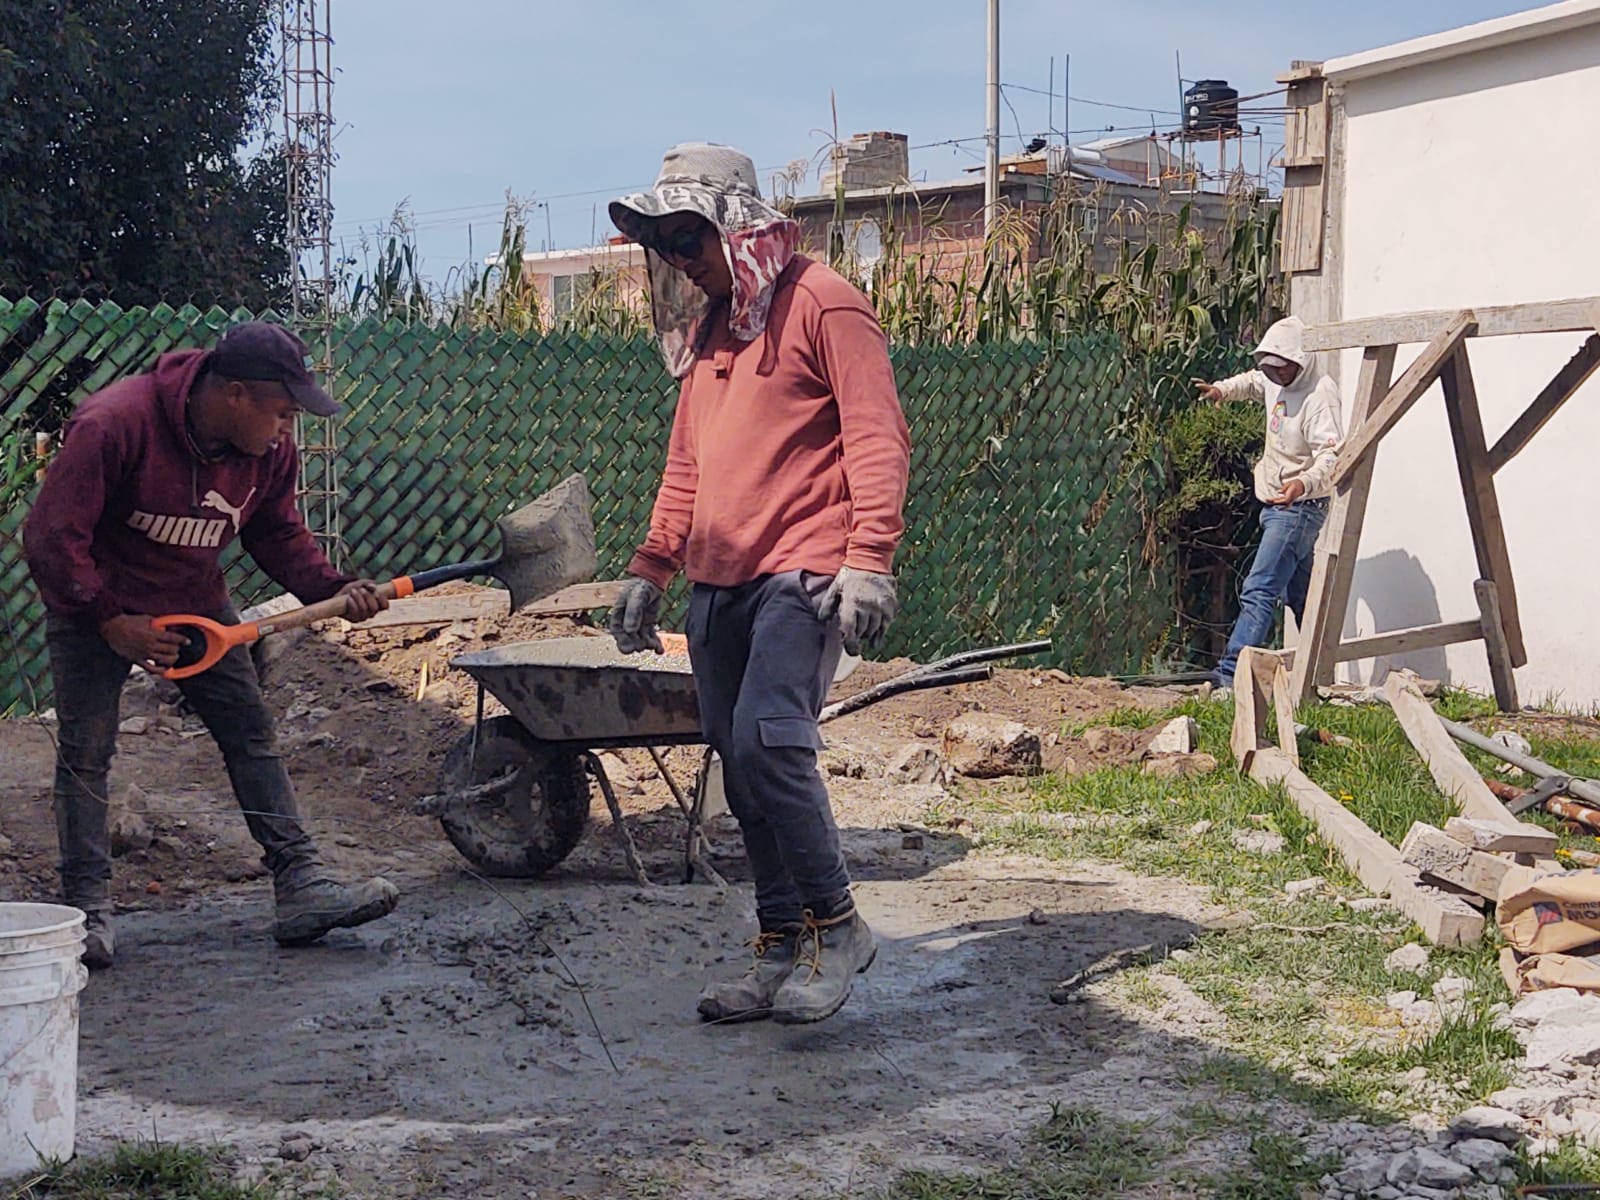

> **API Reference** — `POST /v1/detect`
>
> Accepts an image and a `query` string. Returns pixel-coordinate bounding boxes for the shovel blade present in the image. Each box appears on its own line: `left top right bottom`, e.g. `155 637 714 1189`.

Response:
493 473 599 610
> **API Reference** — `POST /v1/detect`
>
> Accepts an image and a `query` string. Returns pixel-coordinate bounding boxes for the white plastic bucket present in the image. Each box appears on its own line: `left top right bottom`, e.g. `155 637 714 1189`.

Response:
0 903 87 1178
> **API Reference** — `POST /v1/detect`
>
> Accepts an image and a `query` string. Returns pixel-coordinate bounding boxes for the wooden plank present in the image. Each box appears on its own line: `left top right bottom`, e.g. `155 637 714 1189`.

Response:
1444 816 1560 855
1487 331 1600 474
1332 619 1485 664
1250 748 1484 946
1280 168 1326 273
1304 296 1600 352
1382 670 1533 833
359 588 512 629
1230 646 1272 771
1282 82 1328 168
1329 312 1476 488
524 579 627 616
1290 345 1396 700
1401 822 1514 901
1271 661 1300 768
1441 348 1526 666
1474 579 1519 714
1276 61 1324 84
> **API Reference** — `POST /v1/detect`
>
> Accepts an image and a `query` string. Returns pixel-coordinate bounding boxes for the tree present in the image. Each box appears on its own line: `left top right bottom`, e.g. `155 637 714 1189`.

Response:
0 1 288 308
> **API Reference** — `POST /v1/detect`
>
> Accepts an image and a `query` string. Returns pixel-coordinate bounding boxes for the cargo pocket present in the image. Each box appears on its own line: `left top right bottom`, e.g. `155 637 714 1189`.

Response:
758 716 824 751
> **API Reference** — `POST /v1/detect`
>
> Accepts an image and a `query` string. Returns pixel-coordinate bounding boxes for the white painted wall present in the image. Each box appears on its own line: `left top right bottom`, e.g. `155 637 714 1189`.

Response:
1328 16 1600 706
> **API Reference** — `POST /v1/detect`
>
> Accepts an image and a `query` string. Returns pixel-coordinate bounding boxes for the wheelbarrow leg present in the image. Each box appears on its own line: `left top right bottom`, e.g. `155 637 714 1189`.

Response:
584 752 651 887
647 746 726 890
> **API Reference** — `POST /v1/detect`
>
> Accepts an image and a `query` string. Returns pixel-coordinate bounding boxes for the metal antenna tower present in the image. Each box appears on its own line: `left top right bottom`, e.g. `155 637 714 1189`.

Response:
281 0 342 566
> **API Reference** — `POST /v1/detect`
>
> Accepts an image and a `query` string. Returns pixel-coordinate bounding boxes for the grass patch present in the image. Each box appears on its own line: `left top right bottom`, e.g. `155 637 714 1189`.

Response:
836 1105 1165 1199
953 690 1559 1118
5 1143 311 1200
1522 1138 1600 1186
1061 706 1162 738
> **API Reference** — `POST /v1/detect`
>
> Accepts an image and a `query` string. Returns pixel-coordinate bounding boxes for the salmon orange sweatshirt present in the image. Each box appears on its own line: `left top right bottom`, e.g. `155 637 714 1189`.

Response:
628 256 911 590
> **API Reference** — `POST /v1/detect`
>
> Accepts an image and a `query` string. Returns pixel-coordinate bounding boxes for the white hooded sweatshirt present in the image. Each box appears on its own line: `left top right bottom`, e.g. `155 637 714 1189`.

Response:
1213 316 1344 503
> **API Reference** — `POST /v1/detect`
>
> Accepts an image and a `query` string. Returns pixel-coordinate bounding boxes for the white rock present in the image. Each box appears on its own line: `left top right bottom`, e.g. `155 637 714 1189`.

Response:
1387 991 1419 1009
1488 1088 1563 1118
1449 1137 1515 1179
1286 877 1325 898
1386 1147 1474 1190
1146 715 1198 755
1511 987 1600 1030
1332 1153 1390 1191
1431 974 1474 1003
1385 943 1432 975
1232 828 1287 856
118 715 152 735
1524 1022 1600 1071
1572 1108 1600 1148
1448 1106 1526 1146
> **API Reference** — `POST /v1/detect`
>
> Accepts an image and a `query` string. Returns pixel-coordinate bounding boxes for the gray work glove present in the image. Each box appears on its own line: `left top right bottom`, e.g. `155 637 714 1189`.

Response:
609 576 665 655
816 567 898 656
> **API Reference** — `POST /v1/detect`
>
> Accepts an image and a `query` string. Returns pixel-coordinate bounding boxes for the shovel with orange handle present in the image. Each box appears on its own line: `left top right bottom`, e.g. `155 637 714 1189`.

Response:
152 474 598 681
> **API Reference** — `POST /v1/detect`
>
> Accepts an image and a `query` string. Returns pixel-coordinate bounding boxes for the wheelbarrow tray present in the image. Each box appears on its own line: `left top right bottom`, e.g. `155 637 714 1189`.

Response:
450 636 701 744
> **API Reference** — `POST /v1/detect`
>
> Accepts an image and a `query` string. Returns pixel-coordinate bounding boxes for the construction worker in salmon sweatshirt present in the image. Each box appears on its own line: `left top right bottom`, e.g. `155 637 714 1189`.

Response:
24 322 400 968
608 143 911 1024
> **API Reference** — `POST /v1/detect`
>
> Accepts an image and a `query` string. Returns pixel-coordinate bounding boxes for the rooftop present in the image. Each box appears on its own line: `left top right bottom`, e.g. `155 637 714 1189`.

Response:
1324 0 1600 82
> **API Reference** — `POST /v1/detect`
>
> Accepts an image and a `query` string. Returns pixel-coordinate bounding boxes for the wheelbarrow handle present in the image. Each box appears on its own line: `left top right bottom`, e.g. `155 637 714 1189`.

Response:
152 578 415 680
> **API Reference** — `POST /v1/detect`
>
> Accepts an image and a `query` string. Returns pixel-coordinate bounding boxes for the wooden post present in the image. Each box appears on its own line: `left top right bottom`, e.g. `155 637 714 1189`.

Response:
1474 578 1519 714
1231 646 1272 771
1487 331 1600 473
1290 344 1396 702
1439 347 1526 666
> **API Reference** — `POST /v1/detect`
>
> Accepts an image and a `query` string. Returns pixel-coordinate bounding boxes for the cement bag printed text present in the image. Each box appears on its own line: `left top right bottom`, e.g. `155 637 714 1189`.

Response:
1498 866 1600 955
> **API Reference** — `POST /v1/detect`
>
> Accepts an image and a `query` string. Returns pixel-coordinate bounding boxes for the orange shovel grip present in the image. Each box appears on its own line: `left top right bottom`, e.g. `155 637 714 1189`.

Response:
151 615 262 681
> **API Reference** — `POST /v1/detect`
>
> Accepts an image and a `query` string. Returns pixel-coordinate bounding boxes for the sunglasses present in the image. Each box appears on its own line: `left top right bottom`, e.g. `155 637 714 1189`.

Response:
648 224 708 260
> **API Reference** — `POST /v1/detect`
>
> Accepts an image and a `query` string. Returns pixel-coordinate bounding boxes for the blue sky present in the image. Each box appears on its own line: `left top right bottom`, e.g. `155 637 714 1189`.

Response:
324 0 1535 283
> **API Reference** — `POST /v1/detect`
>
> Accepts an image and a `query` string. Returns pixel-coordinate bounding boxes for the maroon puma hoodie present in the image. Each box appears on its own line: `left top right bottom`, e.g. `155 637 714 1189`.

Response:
23 349 351 626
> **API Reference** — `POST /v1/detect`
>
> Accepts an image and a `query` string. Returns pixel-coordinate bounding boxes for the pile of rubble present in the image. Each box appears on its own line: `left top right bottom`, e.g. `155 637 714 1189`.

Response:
1316 1107 1523 1200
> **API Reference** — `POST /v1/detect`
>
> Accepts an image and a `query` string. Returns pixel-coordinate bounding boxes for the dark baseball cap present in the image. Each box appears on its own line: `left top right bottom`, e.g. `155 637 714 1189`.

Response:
209 322 340 417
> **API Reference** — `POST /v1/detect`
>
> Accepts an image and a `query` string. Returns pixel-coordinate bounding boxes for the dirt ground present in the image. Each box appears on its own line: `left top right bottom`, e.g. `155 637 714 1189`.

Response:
0 601 1250 1198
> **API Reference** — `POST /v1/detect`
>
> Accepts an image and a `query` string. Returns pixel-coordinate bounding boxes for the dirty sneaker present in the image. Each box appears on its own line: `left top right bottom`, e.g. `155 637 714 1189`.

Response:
81 908 115 970
772 908 876 1025
273 877 398 946
697 926 802 1024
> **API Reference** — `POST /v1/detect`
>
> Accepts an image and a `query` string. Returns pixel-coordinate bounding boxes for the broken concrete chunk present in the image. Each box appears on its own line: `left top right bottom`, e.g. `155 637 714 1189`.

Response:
1446 1107 1525 1147
1284 877 1324 898
1231 828 1286 856
1141 752 1219 780
940 713 1042 779
887 743 945 784
108 783 153 857
1145 716 1198 756
1510 987 1600 1029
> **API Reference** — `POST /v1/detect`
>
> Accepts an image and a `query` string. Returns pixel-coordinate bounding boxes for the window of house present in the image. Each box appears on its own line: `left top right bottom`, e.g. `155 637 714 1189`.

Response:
1079 205 1101 240
552 272 596 316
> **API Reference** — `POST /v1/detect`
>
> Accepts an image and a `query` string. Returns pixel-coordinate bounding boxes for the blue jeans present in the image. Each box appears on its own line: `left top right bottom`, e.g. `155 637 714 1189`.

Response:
1213 501 1328 687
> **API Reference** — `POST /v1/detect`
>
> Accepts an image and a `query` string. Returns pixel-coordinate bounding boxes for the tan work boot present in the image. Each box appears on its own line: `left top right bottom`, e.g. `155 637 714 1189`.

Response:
273 876 398 946
697 926 803 1023
772 908 876 1025
81 908 115 970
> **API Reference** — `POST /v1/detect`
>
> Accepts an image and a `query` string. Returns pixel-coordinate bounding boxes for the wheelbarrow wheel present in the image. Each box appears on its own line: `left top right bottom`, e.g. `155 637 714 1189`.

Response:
437 717 590 878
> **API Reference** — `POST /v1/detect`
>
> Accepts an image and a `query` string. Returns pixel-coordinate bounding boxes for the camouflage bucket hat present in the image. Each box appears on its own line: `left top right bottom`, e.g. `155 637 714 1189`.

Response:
608 143 788 240
610 143 801 378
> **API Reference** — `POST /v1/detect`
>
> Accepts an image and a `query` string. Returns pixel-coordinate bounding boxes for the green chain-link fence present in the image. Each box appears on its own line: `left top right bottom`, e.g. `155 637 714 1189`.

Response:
1 297 1181 713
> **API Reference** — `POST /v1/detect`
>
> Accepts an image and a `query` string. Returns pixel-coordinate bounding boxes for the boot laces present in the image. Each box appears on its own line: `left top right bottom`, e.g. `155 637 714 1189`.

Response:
793 909 852 983
743 931 785 975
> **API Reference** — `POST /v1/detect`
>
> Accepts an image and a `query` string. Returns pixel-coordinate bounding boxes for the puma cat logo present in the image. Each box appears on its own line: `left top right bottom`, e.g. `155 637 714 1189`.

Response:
201 487 255 533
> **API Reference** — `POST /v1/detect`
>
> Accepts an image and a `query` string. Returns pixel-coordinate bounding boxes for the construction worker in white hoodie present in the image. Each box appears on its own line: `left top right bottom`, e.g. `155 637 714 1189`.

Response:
1197 316 1344 692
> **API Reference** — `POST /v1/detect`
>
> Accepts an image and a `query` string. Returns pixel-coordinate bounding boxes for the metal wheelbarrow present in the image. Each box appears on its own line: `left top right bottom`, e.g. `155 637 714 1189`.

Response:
414 635 1051 884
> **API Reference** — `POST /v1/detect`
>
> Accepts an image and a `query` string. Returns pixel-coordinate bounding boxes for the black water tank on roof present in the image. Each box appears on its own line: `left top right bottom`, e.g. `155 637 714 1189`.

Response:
1184 79 1240 134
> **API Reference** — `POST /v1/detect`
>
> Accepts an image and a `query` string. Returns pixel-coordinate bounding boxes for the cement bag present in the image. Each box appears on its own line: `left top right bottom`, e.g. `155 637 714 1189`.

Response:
1500 946 1600 995
1498 866 1600 955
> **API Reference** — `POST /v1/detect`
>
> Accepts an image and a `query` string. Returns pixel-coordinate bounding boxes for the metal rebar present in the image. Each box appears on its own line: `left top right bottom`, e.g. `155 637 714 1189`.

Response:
1440 715 1600 807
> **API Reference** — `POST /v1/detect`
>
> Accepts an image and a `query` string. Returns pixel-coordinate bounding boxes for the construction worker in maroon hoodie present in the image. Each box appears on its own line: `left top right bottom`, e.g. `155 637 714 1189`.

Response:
23 322 400 969
607 144 910 1025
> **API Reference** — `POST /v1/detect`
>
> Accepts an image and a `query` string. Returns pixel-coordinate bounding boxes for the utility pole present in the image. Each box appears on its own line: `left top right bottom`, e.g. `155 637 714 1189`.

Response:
984 0 1000 243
